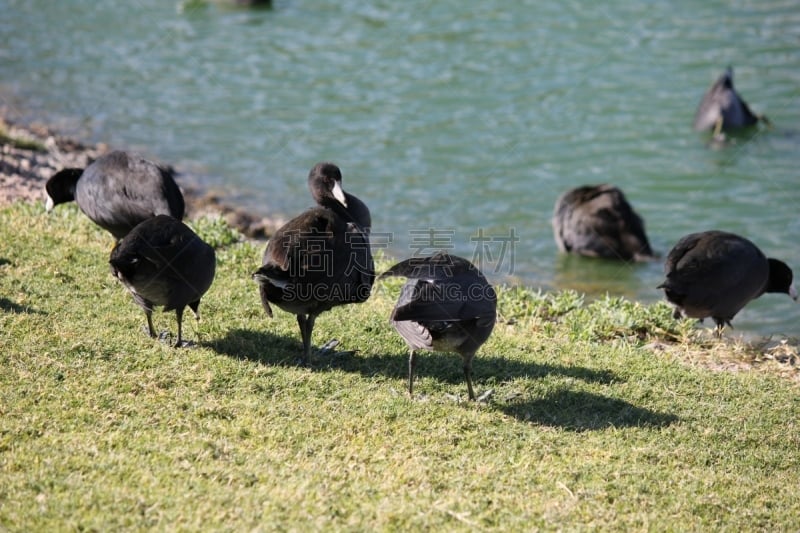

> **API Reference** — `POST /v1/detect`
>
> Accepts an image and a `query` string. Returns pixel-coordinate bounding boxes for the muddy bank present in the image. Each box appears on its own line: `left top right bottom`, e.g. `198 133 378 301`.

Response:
0 111 283 239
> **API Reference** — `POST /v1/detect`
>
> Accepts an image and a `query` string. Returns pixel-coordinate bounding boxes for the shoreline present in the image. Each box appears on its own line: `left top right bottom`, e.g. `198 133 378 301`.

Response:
0 108 284 239
2 109 799 377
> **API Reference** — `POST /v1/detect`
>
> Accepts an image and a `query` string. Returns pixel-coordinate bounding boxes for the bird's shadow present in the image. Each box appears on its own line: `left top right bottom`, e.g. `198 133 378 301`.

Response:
501 388 679 431
205 330 678 431
334 350 678 430
204 328 309 367
0 297 44 315
327 349 619 387
208 330 619 389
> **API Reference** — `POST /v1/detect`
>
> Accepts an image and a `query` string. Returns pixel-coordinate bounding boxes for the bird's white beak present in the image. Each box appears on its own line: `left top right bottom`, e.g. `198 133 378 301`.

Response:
332 181 347 207
790 283 798 301
45 195 54 212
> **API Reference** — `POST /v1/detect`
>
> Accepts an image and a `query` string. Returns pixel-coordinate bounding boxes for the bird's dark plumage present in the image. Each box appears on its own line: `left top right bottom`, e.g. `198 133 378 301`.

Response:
46 150 185 240
307 162 371 232
379 253 497 400
252 162 374 364
657 230 796 335
693 67 768 135
110 215 216 347
552 184 654 262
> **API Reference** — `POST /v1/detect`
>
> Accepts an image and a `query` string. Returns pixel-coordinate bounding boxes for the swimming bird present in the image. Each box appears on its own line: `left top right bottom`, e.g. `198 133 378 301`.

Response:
110 215 216 347
252 162 374 364
657 230 796 336
552 184 654 262
46 150 185 240
379 253 497 401
693 67 770 137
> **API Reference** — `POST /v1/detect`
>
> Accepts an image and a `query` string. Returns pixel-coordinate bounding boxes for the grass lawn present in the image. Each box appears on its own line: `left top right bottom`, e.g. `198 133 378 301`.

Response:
1 202 798 531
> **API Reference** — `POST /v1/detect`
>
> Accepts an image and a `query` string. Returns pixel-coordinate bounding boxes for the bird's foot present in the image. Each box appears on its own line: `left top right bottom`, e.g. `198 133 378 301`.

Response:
295 356 312 368
316 339 357 359
316 339 339 356
708 133 729 150
175 339 196 348
156 330 194 347
476 389 494 403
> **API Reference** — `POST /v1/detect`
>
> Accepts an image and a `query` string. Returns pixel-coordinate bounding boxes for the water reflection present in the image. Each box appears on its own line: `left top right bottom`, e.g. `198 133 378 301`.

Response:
552 253 656 301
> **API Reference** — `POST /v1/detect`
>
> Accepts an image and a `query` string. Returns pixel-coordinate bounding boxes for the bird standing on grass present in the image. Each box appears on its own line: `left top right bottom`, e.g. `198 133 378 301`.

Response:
46 150 184 241
380 253 497 401
110 215 216 347
657 230 796 337
252 162 374 365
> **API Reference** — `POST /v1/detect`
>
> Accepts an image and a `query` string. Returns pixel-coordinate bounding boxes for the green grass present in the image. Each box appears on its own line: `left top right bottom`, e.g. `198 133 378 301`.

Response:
1 202 799 531
0 126 46 152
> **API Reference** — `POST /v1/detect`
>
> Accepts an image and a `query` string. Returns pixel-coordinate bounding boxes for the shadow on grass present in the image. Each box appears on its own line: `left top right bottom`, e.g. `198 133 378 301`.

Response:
502 388 679 431
479 353 618 384
325 349 619 390
205 331 677 429
0 296 43 314
204 328 307 367
207 341 616 392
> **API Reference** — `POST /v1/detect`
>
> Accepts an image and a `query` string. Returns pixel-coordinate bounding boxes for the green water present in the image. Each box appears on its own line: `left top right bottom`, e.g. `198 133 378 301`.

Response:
2 0 799 336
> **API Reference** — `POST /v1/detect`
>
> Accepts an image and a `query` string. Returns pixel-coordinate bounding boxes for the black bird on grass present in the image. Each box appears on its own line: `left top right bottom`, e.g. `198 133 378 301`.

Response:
552 184 654 262
110 215 216 347
46 150 184 240
657 230 796 336
252 162 374 364
379 253 497 401
693 67 770 137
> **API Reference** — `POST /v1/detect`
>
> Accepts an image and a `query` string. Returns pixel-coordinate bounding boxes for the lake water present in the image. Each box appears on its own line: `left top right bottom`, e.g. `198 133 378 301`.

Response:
2 0 799 337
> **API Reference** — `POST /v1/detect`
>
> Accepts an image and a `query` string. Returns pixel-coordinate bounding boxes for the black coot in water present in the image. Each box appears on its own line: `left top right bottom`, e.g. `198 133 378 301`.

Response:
252 162 374 364
110 215 216 347
46 151 185 240
379 253 497 401
552 184 654 262
657 230 796 336
693 67 770 137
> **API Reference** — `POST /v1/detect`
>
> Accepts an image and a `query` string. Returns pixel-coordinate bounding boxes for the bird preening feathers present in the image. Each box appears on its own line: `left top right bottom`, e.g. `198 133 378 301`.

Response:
252 163 374 364
46 150 185 241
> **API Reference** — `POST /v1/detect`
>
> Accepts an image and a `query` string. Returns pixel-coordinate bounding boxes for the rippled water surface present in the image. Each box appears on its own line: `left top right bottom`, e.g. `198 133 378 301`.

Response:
2 0 799 335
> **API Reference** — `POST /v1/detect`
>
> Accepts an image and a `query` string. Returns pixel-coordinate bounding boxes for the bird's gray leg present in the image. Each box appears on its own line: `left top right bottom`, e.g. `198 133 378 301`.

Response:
713 318 727 339
174 307 184 348
145 310 156 338
407 350 417 397
713 116 724 138
297 314 316 365
463 352 476 401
